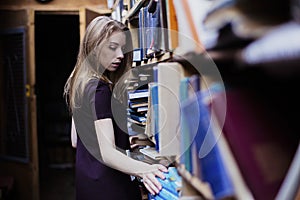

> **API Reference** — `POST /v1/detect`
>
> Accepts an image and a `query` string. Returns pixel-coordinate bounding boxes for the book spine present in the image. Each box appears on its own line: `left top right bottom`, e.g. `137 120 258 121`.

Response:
157 178 179 197
130 114 146 123
152 66 159 151
153 1 162 53
168 167 182 188
128 90 149 99
180 78 192 172
138 7 144 59
195 93 235 199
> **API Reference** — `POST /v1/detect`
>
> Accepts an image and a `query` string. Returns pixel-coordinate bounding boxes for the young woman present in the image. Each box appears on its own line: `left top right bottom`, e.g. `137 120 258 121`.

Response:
64 16 167 200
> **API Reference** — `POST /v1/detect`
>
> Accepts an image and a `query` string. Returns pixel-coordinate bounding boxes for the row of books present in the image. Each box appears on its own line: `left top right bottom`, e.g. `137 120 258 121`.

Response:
127 88 149 135
127 0 300 199
142 61 233 199
201 0 300 199
140 59 300 199
135 0 177 62
138 0 163 61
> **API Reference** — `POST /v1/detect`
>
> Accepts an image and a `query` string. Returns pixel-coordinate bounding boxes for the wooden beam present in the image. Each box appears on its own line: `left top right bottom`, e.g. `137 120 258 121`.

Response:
79 7 86 43
27 8 40 200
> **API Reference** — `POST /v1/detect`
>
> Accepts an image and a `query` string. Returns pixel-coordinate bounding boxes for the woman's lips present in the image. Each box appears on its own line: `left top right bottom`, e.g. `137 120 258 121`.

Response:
111 62 120 68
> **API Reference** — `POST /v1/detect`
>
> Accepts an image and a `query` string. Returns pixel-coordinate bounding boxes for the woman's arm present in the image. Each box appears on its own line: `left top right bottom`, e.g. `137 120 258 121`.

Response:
71 117 77 148
94 118 168 195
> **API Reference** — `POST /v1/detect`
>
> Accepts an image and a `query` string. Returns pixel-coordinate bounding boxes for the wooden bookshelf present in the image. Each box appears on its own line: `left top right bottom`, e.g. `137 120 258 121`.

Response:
119 0 300 200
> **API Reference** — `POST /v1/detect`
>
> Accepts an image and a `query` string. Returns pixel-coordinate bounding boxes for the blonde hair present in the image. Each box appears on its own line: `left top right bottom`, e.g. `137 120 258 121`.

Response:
64 16 133 113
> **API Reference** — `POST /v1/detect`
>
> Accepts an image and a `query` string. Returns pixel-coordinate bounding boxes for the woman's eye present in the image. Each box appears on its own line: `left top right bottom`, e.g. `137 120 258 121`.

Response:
109 46 117 51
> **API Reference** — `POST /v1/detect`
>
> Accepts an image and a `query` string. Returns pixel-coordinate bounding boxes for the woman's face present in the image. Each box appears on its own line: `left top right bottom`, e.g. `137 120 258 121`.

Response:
99 31 126 72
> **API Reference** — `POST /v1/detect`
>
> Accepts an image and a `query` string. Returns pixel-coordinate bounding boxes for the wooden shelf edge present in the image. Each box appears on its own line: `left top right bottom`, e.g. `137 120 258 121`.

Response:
177 164 214 200
85 6 112 15
122 0 148 23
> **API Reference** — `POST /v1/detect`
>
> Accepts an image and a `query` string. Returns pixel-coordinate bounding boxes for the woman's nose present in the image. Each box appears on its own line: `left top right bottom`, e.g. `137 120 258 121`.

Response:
117 48 124 59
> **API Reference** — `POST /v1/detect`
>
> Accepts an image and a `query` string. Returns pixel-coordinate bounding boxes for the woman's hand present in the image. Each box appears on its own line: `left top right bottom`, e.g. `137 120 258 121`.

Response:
141 164 168 195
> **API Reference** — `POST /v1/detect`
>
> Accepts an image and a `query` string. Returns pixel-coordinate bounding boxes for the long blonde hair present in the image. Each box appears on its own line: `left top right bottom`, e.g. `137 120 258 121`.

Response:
64 16 133 113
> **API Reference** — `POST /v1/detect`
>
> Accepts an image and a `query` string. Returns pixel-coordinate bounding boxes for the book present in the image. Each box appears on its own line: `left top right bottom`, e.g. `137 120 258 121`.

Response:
213 89 299 200
210 106 254 200
148 81 159 151
128 108 146 115
152 66 159 150
139 147 164 160
129 113 146 123
179 75 202 175
128 108 147 116
128 117 146 126
157 62 184 156
188 75 202 179
168 166 183 190
157 178 179 197
130 134 155 147
188 75 200 97
182 91 235 199
139 7 145 60
148 193 165 200
152 0 163 54
154 167 182 200
241 22 300 65
180 77 192 172
129 98 148 109
158 0 169 51
172 0 210 53
128 89 149 99
144 78 158 146
136 106 148 112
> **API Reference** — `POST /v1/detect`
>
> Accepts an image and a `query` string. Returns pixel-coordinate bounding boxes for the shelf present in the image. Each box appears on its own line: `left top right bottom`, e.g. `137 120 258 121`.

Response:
135 52 173 67
176 164 213 200
85 6 112 15
122 0 148 23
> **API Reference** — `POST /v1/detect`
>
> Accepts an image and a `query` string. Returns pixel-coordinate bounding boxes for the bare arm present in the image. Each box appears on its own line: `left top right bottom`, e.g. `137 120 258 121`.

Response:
94 118 168 195
71 117 77 148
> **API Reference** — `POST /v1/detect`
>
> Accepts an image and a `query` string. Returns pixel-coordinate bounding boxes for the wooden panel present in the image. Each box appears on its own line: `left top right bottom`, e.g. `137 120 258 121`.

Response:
0 10 28 29
0 0 107 9
27 9 39 200
28 94 39 200
167 0 178 50
86 8 103 28
79 8 86 43
0 9 39 200
27 9 35 86
79 8 111 42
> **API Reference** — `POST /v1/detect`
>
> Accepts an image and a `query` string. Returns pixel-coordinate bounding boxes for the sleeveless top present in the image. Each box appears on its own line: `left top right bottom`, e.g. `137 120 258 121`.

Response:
73 79 141 200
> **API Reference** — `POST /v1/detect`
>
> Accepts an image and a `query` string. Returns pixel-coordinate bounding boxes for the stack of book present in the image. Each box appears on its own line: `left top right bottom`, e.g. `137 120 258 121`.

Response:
148 167 182 200
127 88 149 135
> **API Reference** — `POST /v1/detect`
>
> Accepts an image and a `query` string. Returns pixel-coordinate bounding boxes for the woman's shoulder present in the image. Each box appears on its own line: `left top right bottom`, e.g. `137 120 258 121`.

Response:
96 79 111 92
84 78 112 102
84 78 106 97
86 78 110 91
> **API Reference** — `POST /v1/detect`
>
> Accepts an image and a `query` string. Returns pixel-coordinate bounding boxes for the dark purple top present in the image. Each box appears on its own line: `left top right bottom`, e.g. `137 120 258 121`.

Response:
73 79 141 200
